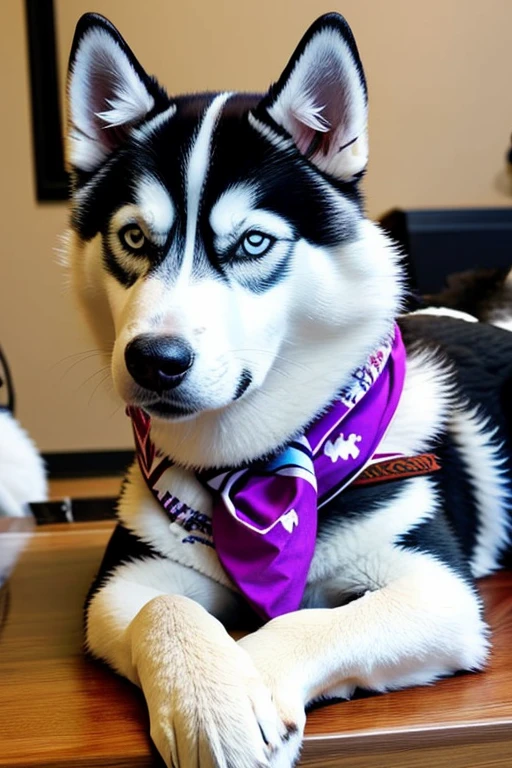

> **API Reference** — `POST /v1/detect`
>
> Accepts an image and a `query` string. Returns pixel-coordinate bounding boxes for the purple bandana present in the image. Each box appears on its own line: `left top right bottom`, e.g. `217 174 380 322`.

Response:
129 325 406 621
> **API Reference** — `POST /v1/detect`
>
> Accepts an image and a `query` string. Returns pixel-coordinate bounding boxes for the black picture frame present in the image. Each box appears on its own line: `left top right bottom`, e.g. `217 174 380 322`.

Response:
25 0 69 201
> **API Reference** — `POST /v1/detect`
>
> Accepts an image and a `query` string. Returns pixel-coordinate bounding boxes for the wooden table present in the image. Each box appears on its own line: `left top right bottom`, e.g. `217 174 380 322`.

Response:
0 522 511 767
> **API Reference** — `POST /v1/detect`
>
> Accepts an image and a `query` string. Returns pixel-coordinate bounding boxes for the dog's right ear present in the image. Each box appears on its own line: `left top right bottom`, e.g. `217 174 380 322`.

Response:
67 14 164 173
254 13 368 182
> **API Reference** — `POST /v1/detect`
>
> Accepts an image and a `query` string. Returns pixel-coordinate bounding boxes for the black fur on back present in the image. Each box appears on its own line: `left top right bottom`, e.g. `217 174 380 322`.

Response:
400 314 512 569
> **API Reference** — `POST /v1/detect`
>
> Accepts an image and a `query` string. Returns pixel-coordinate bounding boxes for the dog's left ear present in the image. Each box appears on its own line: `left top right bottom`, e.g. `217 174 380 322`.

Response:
255 14 368 181
66 13 164 173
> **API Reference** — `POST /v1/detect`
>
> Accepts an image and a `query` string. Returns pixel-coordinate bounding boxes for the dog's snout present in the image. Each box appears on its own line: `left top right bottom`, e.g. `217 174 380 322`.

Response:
125 335 194 392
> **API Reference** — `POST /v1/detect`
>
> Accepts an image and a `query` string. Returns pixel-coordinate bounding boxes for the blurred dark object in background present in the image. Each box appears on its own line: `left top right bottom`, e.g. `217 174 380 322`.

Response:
380 208 512 309
507 133 512 168
424 266 512 330
0 345 15 413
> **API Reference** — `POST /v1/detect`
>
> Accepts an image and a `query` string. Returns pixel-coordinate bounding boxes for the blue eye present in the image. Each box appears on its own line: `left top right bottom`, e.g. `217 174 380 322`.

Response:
240 231 274 258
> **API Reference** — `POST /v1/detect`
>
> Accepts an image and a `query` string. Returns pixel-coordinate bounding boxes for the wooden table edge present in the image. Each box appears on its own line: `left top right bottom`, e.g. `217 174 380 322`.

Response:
302 717 512 754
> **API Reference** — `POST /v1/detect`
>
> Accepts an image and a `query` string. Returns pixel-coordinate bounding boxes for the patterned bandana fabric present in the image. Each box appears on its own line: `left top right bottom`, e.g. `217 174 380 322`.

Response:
128 324 406 621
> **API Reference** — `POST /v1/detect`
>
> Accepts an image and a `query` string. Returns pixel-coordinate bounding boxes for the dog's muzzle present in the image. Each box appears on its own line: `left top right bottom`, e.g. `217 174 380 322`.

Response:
125 334 194 393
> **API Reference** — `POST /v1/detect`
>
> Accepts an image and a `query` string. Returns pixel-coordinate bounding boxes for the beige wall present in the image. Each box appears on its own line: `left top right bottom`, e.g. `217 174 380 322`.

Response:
1 0 131 454
1 0 511 453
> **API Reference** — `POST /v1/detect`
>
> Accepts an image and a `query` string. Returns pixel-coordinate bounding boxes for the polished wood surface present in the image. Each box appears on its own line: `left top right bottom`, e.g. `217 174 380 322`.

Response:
0 521 511 767
48 475 123 501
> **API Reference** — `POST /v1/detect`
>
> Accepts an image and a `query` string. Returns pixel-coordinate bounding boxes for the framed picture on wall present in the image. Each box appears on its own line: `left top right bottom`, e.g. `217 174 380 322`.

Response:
25 0 68 201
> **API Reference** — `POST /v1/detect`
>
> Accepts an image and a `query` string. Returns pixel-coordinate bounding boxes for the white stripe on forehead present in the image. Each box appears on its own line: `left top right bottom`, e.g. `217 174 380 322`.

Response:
179 92 232 281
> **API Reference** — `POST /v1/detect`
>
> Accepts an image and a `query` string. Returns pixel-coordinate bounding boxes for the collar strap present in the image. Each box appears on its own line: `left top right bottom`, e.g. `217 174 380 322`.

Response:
351 453 441 487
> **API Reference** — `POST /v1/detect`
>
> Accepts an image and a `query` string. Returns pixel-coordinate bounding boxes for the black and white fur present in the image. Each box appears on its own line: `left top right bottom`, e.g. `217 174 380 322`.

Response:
65 13 512 768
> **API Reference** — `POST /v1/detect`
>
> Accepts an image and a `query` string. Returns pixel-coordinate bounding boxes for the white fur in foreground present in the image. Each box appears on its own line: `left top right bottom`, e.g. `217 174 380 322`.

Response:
0 410 47 517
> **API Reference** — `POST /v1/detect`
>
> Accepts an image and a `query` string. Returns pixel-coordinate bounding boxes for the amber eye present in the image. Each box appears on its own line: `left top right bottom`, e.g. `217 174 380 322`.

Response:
119 225 146 252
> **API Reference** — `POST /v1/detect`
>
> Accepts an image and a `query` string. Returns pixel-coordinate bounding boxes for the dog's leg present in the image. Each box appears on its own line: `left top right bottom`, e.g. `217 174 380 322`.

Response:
240 553 488 767
239 479 489 765
240 552 487 699
129 593 300 768
87 557 295 768
86 467 296 767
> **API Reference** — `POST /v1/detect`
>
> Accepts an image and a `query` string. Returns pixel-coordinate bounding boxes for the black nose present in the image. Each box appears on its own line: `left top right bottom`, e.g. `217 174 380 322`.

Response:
125 335 194 393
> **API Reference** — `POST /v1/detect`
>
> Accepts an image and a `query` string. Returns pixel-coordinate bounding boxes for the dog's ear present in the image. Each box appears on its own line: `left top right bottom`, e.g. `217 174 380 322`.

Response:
255 14 368 181
66 14 163 172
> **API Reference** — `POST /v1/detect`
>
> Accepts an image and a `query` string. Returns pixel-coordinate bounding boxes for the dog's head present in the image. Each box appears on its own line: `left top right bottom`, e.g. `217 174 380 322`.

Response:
65 13 402 466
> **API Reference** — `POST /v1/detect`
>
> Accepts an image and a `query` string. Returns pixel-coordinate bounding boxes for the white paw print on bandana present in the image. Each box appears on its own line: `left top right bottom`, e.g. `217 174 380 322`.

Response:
324 433 362 462
280 509 299 533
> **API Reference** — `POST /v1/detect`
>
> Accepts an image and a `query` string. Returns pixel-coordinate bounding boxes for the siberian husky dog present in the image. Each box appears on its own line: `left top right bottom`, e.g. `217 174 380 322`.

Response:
66 12 512 768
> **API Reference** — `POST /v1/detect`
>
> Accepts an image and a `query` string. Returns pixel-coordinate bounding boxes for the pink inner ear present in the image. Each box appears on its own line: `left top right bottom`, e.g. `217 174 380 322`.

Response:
68 26 155 170
292 119 331 158
89 69 122 151
293 120 319 156
101 123 132 152
88 71 128 152
265 30 368 180
283 65 357 165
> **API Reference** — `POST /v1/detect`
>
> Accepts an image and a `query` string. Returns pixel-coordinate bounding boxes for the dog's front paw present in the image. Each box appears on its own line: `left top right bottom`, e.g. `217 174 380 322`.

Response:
238 627 307 768
148 641 296 768
265 697 304 768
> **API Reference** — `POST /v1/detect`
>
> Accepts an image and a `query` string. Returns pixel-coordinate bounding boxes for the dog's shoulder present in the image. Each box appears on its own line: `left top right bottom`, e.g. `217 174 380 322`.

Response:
399 312 512 373
311 314 512 599
400 313 512 433
405 316 512 568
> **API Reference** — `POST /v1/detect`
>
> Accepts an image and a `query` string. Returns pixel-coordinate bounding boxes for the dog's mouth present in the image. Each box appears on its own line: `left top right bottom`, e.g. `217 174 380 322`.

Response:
141 399 200 420
128 368 255 421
